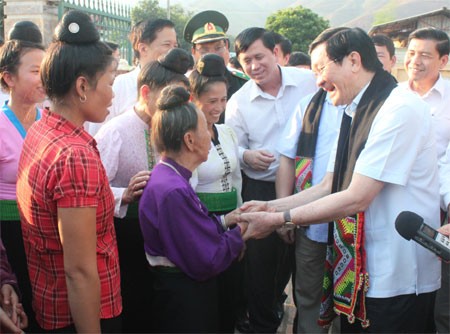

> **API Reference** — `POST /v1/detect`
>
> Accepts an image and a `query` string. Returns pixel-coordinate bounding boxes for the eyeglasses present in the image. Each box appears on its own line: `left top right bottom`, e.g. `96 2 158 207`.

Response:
314 58 338 77
194 45 226 56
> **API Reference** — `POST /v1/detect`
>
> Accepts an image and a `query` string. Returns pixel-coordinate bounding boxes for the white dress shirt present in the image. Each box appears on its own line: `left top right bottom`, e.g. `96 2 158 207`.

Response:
277 92 344 242
327 85 441 298
225 66 317 182
439 142 450 210
401 75 450 158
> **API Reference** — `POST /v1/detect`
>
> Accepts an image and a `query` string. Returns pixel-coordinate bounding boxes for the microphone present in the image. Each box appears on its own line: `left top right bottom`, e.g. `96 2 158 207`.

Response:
395 211 450 262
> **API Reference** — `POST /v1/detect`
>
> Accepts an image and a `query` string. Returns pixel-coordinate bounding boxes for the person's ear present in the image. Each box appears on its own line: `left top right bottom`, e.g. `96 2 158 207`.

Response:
390 55 397 69
348 51 362 72
75 76 89 103
138 42 148 59
140 84 151 103
439 54 449 69
183 131 195 151
2 71 15 89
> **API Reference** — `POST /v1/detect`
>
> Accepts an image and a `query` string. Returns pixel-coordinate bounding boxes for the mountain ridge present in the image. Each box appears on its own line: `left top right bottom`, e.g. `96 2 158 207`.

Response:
160 0 449 36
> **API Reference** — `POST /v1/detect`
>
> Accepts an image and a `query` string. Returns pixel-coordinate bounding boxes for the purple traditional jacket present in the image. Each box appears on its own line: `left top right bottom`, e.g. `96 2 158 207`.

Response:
0 239 19 293
139 157 244 281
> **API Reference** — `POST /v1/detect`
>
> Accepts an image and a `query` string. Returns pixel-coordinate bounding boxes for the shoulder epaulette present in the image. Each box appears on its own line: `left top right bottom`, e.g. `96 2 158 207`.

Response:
230 70 250 81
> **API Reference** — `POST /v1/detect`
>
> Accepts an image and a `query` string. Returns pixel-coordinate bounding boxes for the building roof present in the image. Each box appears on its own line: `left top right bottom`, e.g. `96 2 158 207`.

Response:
369 7 450 37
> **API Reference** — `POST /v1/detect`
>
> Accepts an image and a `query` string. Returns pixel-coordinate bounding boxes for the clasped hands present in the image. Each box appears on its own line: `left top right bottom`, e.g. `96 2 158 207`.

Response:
224 201 286 241
0 284 28 334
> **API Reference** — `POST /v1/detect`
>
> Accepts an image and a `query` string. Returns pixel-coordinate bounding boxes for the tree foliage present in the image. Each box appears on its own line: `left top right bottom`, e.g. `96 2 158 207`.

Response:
131 0 193 50
266 6 329 53
373 0 396 26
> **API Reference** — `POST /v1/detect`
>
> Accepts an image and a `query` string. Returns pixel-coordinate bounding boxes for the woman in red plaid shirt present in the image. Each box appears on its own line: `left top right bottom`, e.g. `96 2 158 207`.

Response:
16 10 122 333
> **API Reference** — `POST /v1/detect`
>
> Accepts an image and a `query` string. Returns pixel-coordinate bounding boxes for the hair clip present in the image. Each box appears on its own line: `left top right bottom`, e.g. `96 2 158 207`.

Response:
197 60 205 74
68 22 80 34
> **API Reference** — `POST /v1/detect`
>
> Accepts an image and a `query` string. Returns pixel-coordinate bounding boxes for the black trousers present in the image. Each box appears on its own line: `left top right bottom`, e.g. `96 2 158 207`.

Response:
1 220 39 333
150 268 219 333
113 217 154 333
243 177 293 333
341 291 437 333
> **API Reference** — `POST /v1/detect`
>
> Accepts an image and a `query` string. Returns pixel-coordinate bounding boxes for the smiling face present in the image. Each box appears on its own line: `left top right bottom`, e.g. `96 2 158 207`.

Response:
404 38 449 92
8 48 46 104
194 81 227 127
139 26 178 67
238 39 279 89
311 43 356 106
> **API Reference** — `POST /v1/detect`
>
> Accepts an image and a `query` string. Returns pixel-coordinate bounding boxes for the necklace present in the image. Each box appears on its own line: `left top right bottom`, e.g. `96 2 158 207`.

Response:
160 160 182 177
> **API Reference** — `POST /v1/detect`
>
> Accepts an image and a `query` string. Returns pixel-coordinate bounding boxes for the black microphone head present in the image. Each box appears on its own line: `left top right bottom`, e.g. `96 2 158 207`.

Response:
395 211 424 240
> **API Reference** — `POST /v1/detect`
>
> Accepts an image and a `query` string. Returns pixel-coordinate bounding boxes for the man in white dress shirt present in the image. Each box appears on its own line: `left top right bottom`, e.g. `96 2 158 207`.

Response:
275 27 347 333
239 27 440 333
402 27 450 158
88 18 178 135
402 27 450 334
225 27 316 332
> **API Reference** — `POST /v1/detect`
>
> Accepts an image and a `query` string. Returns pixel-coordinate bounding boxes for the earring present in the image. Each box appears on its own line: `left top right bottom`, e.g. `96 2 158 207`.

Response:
79 95 87 103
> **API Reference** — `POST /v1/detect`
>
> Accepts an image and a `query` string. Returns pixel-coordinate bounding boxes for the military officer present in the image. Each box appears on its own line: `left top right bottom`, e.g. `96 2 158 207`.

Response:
184 10 248 123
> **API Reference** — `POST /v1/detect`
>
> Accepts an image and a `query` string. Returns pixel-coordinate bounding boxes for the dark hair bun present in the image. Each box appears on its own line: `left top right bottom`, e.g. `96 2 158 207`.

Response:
157 85 190 110
196 54 227 76
54 10 99 44
159 48 193 74
8 21 43 44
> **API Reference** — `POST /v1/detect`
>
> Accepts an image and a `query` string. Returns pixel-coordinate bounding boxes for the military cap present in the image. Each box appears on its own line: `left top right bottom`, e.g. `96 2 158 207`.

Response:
184 10 229 44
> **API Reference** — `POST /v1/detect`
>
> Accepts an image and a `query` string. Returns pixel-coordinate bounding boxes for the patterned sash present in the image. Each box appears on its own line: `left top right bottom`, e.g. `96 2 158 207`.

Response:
294 89 327 192
318 70 397 328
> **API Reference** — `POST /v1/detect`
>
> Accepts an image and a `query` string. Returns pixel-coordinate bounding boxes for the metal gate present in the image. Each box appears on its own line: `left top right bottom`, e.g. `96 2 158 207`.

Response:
58 0 132 63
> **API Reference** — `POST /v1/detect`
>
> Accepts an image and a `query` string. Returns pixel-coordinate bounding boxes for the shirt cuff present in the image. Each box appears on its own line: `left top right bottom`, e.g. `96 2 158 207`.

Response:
239 147 248 167
112 187 128 218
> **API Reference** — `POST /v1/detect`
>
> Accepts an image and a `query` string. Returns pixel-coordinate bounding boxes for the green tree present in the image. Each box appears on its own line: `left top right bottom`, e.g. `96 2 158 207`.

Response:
266 6 329 53
131 0 192 51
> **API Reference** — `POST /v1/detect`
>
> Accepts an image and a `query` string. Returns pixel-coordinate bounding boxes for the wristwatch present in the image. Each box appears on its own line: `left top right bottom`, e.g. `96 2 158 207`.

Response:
283 210 296 229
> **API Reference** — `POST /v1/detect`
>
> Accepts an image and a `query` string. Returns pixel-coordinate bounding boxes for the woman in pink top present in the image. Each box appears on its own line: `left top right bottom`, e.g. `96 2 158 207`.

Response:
0 37 46 332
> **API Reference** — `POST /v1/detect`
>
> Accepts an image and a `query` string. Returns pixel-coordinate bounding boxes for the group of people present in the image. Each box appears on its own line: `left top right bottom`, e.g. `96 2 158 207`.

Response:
0 6 449 334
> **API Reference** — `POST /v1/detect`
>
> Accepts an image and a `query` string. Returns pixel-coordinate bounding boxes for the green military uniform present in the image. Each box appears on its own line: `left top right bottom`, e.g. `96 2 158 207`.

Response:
184 10 249 123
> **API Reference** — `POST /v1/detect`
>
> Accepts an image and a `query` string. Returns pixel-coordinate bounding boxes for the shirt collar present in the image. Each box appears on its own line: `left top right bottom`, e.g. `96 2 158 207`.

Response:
248 65 297 101
161 157 192 180
43 109 96 147
406 74 445 98
424 74 445 99
345 82 370 118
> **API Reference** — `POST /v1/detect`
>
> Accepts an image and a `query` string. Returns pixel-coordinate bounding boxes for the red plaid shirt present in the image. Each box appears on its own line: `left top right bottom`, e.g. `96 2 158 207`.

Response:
16 110 122 330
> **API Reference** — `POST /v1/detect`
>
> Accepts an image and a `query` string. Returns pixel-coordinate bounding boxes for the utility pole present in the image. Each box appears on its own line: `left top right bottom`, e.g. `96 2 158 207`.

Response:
167 0 170 20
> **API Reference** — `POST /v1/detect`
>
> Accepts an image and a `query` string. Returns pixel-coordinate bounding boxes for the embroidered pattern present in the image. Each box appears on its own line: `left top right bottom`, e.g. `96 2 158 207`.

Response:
295 156 313 192
144 129 156 171
319 212 369 327
216 143 231 192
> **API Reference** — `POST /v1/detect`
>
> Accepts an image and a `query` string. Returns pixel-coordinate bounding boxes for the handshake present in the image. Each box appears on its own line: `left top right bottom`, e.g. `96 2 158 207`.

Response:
222 201 292 241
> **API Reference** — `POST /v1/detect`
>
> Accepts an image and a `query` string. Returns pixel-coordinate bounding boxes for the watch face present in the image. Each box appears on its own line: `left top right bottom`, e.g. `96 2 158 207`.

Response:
283 222 296 230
